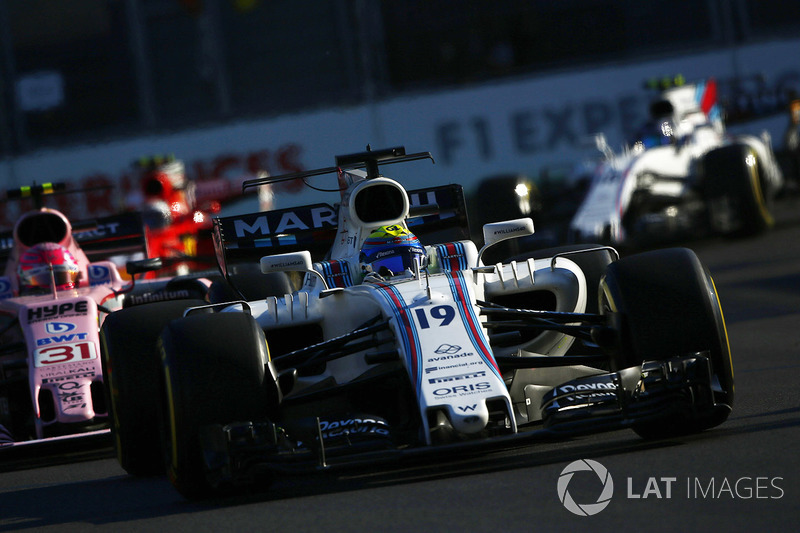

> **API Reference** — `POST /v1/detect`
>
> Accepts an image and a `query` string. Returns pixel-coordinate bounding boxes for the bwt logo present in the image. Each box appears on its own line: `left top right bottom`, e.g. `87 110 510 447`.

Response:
45 322 76 334
434 344 461 354
557 459 614 516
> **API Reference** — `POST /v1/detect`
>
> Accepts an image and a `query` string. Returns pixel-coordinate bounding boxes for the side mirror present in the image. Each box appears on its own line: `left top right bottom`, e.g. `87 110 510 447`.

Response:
260 251 340 296
117 257 163 295
477 218 534 266
260 251 313 274
126 257 163 275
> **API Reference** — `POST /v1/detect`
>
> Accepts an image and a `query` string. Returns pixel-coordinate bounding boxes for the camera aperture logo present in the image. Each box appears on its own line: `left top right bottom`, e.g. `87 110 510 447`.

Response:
557 459 785 515
557 459 614 516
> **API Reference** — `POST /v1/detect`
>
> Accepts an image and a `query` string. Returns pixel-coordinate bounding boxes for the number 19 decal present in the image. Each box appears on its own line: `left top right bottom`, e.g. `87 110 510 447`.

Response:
35 342 97 367
414 305 455 329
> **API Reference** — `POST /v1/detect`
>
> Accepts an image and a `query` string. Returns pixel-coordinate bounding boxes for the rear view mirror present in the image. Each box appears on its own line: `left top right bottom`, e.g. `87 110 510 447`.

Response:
260 251 313 273
126 257 163 275
477 218 534 266
260 251 342 297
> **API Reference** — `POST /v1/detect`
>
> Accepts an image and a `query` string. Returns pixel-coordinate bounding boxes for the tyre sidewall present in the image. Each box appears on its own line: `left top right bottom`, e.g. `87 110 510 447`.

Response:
100 298 207 475
701 144 773 235
160 312 272 498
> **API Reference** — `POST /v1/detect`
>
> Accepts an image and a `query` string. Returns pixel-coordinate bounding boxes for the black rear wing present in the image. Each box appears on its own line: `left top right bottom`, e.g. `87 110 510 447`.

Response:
213 184 469 277
2 182 147 267
72 211 149 262
242 146 434 191
0 211 149 268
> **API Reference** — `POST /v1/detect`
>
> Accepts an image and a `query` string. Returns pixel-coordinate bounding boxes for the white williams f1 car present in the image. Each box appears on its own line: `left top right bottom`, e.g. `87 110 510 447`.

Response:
101 147 734 499
569 78 784 246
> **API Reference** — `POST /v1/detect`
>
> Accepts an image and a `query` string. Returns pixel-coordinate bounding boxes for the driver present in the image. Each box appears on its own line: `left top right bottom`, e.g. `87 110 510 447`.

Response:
17 242 81 293
359 225 426 280
133 155 194 230
633 99 676 148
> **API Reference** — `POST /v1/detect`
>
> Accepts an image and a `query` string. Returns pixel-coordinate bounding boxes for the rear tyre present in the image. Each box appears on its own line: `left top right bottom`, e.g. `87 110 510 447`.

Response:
100 299 207 476
600 247 734 438
160 312 277 499
702 144 774 236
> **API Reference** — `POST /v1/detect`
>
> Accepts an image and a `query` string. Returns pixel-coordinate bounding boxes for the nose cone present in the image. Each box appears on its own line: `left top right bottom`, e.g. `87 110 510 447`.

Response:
448 402 489 434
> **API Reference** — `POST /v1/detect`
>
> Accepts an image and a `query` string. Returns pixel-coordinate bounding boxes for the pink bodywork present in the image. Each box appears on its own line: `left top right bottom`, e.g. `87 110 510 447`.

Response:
2 287 120 438
1 207 128 441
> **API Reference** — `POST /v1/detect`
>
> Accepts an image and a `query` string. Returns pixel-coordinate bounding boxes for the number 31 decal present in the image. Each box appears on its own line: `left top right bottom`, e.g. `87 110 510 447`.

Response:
34 342 97 367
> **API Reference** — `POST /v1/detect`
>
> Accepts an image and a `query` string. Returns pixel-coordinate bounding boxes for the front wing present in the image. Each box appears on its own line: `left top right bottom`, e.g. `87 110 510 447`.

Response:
197 352 727 488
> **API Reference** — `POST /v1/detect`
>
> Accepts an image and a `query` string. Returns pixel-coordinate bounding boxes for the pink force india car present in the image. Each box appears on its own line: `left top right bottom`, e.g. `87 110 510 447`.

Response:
0 183 211 453
100 147 735 500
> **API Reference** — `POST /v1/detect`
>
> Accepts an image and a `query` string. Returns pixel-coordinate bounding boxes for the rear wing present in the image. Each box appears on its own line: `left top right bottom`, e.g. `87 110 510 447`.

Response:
213 203 339 277
71 211 149 262
2 182 148 267
0 211 149 268
213 184 469 277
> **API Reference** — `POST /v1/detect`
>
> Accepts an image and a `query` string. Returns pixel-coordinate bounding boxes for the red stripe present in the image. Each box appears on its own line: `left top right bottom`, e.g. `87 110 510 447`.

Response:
445 242 461 271
700 78 717 115
376 282 419 383
450 273 500 374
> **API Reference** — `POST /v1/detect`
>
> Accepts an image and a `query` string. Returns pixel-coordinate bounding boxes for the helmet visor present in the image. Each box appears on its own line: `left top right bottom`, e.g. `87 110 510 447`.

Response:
367 246 425 275
20 265 80 291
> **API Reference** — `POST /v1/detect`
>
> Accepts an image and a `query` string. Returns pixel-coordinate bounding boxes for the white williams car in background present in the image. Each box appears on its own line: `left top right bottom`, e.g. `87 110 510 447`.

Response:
569 78 784 247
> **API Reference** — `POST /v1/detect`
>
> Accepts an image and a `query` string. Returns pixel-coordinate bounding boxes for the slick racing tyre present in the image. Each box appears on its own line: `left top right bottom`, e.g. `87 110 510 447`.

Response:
160 312 277 499
701 144 774 236
100 299 207 476
600 247 734 438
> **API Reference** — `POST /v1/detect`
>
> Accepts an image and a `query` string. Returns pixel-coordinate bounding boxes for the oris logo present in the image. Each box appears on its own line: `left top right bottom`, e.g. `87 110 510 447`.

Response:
433 381 491 396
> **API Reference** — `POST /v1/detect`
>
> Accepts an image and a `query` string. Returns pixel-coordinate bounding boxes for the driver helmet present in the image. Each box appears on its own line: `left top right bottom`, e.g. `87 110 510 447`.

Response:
18 243 81 292
135 154 187 191
141 199 174 230
360 225 426 277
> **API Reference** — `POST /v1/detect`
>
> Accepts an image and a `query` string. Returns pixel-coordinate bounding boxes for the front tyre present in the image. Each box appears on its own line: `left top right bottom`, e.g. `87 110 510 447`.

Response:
160 312 277 499
600 247 734 438
100 299 207 476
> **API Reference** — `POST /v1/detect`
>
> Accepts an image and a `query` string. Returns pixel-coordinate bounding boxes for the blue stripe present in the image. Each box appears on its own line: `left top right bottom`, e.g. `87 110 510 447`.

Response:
454 241 467 270
446 272 502 380
435 242 468 272
374 284 423 393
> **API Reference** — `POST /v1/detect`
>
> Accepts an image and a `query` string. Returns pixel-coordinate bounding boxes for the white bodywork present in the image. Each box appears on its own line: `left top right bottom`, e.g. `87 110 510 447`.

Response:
569 81 784 244
227 167 595 441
